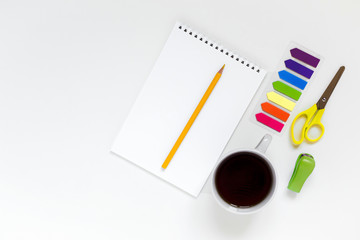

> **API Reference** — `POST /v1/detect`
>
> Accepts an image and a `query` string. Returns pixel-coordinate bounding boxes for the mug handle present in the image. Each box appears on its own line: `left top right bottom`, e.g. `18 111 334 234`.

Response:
255 134 272 153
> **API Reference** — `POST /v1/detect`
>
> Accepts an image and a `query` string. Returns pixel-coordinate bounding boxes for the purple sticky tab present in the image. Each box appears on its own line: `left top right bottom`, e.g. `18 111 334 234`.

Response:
290 48 320 68
285 59 314 79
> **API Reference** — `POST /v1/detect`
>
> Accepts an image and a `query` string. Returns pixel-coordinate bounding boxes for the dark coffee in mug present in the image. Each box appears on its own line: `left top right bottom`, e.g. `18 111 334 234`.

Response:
214 151 274 208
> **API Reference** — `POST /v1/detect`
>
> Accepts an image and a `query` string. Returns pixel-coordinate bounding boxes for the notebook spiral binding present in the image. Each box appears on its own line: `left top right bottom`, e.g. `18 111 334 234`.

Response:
178 23 261 73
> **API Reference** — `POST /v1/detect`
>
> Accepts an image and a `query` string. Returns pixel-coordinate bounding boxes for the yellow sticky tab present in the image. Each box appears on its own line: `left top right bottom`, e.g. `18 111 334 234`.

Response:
267 91 296 111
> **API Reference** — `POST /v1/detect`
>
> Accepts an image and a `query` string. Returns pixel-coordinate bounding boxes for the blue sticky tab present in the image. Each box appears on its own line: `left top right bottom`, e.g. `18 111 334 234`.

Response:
278 70 308 90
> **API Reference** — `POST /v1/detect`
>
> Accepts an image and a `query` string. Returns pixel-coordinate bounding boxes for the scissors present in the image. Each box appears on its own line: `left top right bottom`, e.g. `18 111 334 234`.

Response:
291 66 345 145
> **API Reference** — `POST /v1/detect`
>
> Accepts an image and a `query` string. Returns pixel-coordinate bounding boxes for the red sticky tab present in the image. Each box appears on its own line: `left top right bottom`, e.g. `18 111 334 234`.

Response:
256 113 284 132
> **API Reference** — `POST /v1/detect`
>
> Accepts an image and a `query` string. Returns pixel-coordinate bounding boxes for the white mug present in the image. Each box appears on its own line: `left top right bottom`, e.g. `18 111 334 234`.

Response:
211 134 277 214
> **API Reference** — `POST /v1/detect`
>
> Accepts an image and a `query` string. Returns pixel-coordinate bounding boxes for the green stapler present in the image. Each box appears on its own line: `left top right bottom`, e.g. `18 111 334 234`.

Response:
288 153 315 193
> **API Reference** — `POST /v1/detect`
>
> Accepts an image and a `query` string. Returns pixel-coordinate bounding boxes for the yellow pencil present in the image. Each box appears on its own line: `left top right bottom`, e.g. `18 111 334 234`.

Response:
162 64 225 169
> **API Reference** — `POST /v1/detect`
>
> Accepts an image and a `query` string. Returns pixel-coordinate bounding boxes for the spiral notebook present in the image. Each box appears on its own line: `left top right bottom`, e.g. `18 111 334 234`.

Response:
111 22 266 197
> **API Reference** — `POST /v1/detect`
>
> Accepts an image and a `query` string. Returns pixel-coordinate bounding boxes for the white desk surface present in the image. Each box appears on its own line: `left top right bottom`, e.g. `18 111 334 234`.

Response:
1 0 359 239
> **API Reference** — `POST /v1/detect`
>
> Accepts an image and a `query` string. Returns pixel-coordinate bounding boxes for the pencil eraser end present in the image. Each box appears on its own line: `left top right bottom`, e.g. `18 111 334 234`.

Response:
288 153 315 193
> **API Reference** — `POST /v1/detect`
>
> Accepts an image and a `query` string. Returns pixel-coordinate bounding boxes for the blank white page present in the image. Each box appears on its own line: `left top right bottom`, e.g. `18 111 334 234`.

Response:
111 22 266 197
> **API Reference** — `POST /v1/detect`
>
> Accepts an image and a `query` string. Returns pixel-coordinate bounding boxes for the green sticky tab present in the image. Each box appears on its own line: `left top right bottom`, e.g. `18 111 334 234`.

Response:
273 81 302 101
288 153 315 193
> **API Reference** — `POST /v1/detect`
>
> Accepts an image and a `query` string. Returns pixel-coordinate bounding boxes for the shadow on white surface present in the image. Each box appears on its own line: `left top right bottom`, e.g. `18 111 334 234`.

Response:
211 202 254 235
193 192 255 237
286 189 298 199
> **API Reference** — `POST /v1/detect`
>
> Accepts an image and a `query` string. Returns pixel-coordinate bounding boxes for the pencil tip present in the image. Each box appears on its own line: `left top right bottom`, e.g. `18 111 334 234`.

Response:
219 64 225 74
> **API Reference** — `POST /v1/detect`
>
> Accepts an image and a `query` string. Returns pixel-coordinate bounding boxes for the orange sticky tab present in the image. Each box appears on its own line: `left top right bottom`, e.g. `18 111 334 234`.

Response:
261 102 290 122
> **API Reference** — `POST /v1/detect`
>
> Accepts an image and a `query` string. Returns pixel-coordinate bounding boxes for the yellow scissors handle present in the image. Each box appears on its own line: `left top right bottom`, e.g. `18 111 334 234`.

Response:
291 104 325 145
304 109 325 142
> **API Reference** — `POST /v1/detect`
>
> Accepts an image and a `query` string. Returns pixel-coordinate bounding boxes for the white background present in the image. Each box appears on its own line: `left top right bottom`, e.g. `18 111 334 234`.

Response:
0 0 359 239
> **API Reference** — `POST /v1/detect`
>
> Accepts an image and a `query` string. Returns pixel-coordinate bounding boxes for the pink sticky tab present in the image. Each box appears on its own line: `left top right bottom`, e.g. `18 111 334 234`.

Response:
256 113 284 132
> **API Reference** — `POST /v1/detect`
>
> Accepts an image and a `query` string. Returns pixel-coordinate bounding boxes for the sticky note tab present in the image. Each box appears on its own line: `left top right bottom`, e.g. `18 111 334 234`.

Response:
267 91 296 111
261 102 290 122
285 59 314 79
278 70 308 90
273 81 302 101
290 48 320 68
256 113 284 132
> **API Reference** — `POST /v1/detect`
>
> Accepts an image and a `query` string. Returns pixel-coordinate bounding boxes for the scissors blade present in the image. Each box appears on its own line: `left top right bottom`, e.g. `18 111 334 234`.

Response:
316 66 345 109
